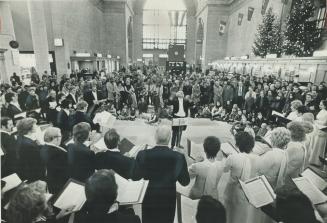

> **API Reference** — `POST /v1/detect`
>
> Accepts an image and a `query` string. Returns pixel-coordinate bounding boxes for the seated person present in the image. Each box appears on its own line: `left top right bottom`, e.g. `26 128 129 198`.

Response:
95 129 135 179
188 136 225 200
6 184 52 223
118 104 130 120
40 127 68 194
4 92 22 120
1 117 16 177
16 118 45 182
196 196 226 223
199 105 211 118
67 122 95 182
75 170 140 223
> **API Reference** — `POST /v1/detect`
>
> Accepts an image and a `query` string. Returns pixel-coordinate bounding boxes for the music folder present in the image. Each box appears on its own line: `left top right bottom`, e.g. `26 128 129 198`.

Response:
115 174 148 205
119 138 135 154
301 168 327 191
53 179 86 214
292 177 327 205
220 142 239 157
14 112 26 119
239 175 276 208
172 118 188 127
271 110 291 124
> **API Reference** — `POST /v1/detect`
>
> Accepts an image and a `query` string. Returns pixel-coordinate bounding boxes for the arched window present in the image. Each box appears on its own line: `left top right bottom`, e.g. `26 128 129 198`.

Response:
143 0 187 50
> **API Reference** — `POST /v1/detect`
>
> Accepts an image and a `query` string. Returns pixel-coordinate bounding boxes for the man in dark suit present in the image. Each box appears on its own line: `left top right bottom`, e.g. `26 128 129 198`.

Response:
5 92 22 120
40 127 68 194
75 170 140 223
56 99 72 143
15 118 45 182
84 85 102 115
235 81 246 108
67 122 95 182
25 87 39 111
1 117 16 177
66 87 78 106
95 129 135 179
167 91 191 148
69 101 99 131
131 125 190 223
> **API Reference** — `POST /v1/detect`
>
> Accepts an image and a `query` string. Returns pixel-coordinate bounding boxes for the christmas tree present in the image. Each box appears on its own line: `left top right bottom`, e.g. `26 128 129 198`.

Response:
283 0 321 57
252 8 283 57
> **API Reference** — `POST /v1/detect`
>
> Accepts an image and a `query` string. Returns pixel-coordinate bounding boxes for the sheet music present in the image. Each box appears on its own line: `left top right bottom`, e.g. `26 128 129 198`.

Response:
239 176 275 208
14 112 26 119
54 181 86 212
172 118 188 126
92 137 108 152
272 110 285 117
302 168 327 191
115 174 148 204
221 142 238 156
293 177 327 205
189 141 206 160
2 173 22 193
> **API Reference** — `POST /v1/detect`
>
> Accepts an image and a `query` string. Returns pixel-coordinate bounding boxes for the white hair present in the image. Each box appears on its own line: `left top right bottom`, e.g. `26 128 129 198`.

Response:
155 125 171 145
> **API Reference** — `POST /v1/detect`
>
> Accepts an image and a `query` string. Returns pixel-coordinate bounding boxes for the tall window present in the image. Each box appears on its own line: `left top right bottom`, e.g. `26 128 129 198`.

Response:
143 0 187 50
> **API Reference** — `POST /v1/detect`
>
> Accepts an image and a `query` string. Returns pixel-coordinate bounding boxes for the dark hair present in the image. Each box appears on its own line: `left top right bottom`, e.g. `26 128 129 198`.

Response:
73 122 91 143
321 100 327 109
61 99 72 109
235 131 254 153
203 136 221 159
1 116 12 127
297 105 307 114
276 187 318 223
104 129 120 149
85 170 118 211
196 196 226 223
5 92 15 103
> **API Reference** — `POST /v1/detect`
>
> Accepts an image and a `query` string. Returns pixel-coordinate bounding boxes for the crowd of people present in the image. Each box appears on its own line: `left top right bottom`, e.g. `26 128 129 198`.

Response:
1 66 327 223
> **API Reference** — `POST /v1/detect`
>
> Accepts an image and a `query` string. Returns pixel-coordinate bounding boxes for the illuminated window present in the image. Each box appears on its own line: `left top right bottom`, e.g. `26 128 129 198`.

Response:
143 0 187 50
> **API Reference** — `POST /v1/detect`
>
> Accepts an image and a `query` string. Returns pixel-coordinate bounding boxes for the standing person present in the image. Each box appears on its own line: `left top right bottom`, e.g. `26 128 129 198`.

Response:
222 82 234 112
223 131 259 223
1 117 16 177
309 100 327 165
5 92 22 120
167 91 191 148
25 87 39 111
213 81 223 107
56 99 72 143
131 125 190 223
235 81 246 108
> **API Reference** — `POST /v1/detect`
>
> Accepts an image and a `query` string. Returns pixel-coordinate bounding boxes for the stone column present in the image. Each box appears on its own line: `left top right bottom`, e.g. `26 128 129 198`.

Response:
0 1 20 83
186 12 196 65
27 0 50 74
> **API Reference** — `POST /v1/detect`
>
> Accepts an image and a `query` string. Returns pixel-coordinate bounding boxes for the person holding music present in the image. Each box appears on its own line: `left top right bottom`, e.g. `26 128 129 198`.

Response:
168 90 191 148
84 85 105 115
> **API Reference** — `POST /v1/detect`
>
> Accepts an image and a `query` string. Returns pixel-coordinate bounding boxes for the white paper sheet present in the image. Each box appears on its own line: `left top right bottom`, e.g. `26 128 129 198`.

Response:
2 173 22 193
239 176 275 208
189 141 206 160
115 174 148 204
220 142 238 156
54 181 86 212
293 177 327 205
302 168 327 191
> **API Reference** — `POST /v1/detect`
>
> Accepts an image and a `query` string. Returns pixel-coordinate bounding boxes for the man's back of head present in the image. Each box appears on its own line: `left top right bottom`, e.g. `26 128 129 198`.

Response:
196 196 226 223
155 125 171 146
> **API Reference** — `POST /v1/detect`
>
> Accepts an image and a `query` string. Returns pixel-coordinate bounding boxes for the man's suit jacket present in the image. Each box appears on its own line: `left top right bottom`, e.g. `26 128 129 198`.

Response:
131 146 190 223
16 135 45 182
167 97 191 117
69 111 98 131
67 142 95 182
25 95 39 110
83 90 101 106
95 150 135 179
40 144 68 194
56 109 71 142
6 104 22 120
1 131 17 177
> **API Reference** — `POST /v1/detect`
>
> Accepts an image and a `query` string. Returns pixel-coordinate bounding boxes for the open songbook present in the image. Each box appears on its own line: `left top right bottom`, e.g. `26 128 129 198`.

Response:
293 168 327 205
271 110 291 124
118 138 135 154
53 179 86 213
14 112 26 119
301 168 327 191
115 174 149 205
220 142 239 156
239 175 276 208
172 118 188 127
189 141 206 160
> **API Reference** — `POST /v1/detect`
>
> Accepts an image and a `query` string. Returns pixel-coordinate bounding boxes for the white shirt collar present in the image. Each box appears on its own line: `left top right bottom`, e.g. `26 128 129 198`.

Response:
109 148 120 152
63 109 70 116
45 142 67 152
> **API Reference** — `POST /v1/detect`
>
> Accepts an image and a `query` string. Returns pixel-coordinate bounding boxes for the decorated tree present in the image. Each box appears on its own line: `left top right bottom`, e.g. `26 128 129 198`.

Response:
252 8 283 57
283 0 321 57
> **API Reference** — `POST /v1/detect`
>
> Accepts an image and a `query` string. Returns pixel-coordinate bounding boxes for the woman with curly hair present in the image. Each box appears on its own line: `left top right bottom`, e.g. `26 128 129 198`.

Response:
6 185 51 223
